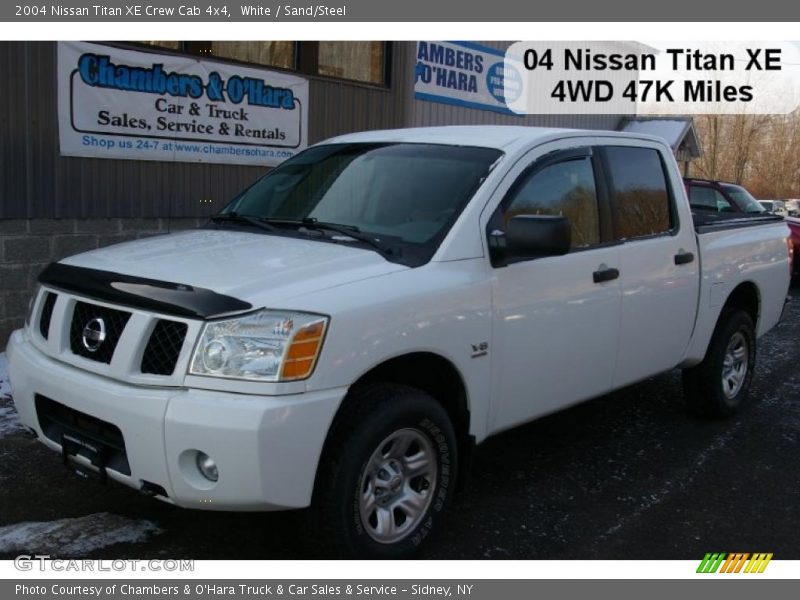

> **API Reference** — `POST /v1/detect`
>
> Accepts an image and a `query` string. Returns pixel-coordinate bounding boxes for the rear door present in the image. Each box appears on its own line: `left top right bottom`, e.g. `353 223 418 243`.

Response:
487 142 623 432
601 143 700 388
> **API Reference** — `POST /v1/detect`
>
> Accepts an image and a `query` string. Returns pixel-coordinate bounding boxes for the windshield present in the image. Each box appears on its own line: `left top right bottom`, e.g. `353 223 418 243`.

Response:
219 142 502 266
721 184 766 214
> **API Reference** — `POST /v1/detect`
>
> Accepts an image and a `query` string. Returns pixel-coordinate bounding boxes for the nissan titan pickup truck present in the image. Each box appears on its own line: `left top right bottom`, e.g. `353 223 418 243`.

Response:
7 126 792 557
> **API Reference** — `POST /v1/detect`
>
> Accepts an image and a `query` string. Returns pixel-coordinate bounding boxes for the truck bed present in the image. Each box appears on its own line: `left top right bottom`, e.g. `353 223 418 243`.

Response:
692 210 785 234
683 212 790 365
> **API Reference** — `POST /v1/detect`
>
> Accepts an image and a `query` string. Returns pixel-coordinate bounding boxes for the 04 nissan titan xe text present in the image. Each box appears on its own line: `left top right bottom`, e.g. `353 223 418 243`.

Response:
7 126 792 557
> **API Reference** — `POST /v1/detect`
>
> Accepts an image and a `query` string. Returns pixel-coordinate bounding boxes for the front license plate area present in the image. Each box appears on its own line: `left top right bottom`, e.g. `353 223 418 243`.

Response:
36 394 131 477
61 431 108 483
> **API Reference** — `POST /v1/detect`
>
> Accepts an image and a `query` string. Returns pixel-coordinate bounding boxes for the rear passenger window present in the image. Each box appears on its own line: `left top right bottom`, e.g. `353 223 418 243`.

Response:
605 147 673 240
505 157 600 249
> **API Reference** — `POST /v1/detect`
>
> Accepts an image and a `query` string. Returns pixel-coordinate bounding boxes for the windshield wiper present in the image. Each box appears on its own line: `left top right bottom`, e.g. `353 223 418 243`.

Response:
260 217 397 257
209 212 277 233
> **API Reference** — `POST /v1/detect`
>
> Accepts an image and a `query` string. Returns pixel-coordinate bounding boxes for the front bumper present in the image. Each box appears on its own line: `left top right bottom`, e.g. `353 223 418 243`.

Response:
6 329 346 511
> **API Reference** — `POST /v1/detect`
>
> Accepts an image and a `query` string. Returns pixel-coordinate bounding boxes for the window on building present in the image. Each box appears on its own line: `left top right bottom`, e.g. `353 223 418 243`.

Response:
211 42 296 70
505 157 601 249
317 42 386 84
125 41 389 86
605 147 673 240
138 41 183 51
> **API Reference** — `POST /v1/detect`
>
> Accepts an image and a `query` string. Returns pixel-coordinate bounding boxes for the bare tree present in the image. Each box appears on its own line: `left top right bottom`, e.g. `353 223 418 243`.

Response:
691 111 800 199
693 115 723 180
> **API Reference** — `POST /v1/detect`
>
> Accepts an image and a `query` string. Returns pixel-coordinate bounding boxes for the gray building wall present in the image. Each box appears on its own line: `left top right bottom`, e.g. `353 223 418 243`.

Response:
0 41 624 344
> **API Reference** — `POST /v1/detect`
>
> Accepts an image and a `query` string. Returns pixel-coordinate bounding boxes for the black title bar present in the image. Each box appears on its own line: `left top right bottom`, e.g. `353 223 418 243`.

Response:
3 0 798 22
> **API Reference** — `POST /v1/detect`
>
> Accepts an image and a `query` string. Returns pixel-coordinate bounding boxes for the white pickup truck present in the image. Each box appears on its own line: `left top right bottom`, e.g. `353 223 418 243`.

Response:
7 126 792 557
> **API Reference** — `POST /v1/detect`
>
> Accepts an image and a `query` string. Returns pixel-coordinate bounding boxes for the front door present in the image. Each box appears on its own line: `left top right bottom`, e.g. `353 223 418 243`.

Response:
489 144 622 433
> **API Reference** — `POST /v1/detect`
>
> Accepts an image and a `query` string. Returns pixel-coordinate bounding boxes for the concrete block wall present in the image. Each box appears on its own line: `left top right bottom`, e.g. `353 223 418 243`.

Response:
0 218 204 347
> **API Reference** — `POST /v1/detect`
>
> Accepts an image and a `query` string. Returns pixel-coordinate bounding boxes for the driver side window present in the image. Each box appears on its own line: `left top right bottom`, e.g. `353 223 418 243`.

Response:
505 157 601 249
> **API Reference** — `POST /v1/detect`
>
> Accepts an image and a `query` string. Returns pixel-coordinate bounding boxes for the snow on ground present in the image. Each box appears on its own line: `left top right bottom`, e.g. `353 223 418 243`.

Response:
0 513 162 555
0 352 23 438
0 352 10 399
0 401 22 439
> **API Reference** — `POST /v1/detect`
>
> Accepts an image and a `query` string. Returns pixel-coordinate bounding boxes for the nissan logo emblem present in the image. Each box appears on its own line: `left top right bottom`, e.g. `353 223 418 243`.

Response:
81 317 107 353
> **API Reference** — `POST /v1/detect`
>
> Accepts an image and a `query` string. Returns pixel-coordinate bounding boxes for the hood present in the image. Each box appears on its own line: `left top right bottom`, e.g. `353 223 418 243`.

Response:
61 229 407 306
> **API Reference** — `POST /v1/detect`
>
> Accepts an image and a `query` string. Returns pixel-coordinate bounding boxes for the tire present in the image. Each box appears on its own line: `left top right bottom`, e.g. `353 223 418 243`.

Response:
682 309 756 418
311 383 458 558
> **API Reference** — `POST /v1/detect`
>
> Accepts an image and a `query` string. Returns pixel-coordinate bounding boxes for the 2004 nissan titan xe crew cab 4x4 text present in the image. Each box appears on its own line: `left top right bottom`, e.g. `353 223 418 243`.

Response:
7 126 792 557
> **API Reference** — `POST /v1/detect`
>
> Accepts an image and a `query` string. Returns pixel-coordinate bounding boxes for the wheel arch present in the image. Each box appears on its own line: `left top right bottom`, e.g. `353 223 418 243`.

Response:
319 351 474 490
722 280 760 328
681 279 762 368
349 351 471 445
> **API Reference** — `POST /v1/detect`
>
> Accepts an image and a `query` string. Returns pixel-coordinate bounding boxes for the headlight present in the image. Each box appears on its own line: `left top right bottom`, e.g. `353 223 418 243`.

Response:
189 310 329 382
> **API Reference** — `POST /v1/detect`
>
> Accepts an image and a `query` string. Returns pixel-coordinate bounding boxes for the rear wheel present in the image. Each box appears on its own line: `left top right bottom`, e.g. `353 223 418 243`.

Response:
312 384 457 558
682 309 756 418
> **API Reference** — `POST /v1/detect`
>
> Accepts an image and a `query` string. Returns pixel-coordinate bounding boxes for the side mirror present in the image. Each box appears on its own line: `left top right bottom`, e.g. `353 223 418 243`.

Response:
491 214 571 263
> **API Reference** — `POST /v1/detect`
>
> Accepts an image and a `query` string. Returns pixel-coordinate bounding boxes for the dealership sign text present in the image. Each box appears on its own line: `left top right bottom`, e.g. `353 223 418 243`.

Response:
57 42 309 165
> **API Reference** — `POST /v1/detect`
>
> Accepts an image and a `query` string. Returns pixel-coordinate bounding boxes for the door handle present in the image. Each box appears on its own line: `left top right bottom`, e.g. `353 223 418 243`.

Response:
674 251 695 265
593 267 620 283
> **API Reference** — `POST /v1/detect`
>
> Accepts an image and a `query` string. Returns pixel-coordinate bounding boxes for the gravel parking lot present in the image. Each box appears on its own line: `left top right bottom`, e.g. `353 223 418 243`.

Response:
1 280 798 560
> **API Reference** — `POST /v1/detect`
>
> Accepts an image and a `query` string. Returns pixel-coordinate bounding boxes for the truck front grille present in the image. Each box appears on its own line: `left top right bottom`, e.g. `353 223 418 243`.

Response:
35 286 197 385
39 292 57 339
69 301 131 364
141 319 188 376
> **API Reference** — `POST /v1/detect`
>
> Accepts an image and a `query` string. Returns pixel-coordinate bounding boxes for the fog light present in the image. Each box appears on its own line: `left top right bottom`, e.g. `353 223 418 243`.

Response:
196 452 218 482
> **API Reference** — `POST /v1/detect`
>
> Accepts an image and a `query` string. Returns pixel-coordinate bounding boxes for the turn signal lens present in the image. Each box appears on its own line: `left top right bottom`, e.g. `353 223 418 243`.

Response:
281 321 327 380
788 236 795 274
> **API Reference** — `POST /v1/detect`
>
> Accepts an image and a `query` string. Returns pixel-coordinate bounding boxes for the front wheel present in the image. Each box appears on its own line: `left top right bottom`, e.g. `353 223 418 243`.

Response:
311 384 458 558
682 309 756 418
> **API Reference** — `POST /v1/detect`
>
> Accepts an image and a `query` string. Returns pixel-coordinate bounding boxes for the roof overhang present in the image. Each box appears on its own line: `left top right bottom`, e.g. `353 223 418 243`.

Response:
619 116 701 160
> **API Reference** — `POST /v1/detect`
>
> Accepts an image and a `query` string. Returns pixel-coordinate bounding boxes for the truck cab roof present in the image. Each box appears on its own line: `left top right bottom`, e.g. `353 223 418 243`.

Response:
322 125 669 153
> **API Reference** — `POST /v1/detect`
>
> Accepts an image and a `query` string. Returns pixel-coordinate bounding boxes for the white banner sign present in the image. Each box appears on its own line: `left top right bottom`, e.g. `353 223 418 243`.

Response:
57 42 309 166
414 41 522 115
